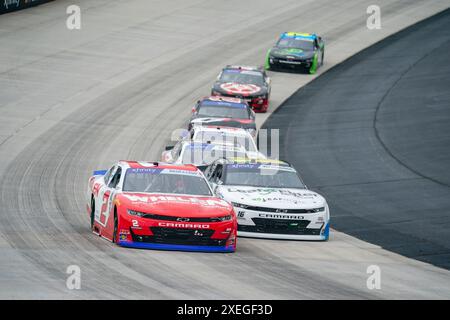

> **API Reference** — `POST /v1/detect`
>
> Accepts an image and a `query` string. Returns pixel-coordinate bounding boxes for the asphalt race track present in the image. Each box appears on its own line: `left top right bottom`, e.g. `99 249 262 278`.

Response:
0 0 450 299
263 9 450 270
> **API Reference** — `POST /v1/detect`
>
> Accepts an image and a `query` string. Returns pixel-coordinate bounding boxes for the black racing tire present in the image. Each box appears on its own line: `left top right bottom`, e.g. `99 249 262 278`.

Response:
90 195 95 230
112 208 118 243
321 50 324 66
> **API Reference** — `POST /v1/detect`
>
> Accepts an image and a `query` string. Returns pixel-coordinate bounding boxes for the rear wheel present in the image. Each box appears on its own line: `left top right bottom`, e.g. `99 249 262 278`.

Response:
264 49 272 70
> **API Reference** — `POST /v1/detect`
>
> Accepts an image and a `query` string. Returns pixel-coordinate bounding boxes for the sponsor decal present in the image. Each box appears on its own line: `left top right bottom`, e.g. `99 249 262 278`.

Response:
128 168 162 174
160 168 201 176
226 187 318 204
119 234 127 240
279 60 303 65
207 96 242 103
259 164 296 172
258 213 304 220
227 187 278 195
279 189 317 198
122 194 229 207
227 188 317 199
127 167 201 176
202 101 248 108
250 197 299 204
158 222 210 229
220 83 261 95
226 163 292 172
119 230 130 241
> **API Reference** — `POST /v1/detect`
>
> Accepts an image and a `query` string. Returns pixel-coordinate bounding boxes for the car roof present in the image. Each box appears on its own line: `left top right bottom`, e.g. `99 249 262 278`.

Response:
193 126 251 136
280 32 317 40
200 95 247 106
119 160 199 171
223 65 263 73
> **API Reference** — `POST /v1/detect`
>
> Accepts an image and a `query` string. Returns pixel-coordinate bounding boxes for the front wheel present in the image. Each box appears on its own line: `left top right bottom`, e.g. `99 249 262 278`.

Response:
309 53 319 74
90 196 95 230
112 209 118 243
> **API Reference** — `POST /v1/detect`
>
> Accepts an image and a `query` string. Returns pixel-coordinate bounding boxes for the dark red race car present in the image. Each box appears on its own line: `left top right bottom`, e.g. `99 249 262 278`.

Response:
87 161 237 252
211 65 271 112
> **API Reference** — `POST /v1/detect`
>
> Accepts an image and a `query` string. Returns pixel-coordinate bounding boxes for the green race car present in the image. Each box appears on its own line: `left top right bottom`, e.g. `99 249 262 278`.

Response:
265 32 324 74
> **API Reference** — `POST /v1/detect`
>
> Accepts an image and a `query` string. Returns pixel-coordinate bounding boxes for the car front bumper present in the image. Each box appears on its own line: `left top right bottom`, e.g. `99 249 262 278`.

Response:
117 214 237 252
238 223 329 241
117 240 235 252
234 206 329 241
269 57 312 69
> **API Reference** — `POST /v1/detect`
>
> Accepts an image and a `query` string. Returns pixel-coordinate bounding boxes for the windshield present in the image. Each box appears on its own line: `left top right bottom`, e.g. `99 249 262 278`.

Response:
224 163 306 188
277 38 315 51
193 131 257 152
182 144 248 166
219 70 264 86
123 168 212 196
197 104 250 119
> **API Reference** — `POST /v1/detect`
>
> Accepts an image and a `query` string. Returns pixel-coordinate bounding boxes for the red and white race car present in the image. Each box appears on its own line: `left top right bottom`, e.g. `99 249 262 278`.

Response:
86 161 237 252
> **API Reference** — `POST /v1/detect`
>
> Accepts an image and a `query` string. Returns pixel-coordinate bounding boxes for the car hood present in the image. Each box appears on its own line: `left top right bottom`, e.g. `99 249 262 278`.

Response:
270 47 315 59
217 185 325 209
213 82 268 97
117 193 232 217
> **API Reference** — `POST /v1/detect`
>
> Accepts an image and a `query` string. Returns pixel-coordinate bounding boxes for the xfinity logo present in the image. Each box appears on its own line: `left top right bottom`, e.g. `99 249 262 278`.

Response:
159 222 210 229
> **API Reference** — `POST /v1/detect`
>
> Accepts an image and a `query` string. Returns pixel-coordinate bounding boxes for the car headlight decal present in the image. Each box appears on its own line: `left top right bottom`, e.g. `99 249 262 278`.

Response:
232 202 249 209
127 209 146 217
217 214 232 221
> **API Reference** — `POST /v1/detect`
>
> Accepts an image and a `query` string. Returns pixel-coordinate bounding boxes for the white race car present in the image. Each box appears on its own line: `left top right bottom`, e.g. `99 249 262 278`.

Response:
161 140 258 170
186 125 260 151
162 126 264 167
204 158 330 240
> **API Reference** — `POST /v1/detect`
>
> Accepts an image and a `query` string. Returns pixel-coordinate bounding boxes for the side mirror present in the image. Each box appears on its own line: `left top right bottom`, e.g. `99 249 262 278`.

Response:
165 145 175 151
